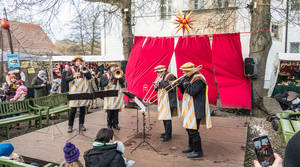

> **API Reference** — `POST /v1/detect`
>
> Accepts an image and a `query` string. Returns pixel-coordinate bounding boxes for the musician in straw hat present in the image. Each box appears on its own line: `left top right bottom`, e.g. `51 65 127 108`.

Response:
153 65 179 142
100 63 125 130
178 62 212 158
67 56 92 133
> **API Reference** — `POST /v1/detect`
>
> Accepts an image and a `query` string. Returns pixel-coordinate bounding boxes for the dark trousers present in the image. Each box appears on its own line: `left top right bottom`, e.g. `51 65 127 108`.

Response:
68 107 86 127
107 109 119 127
163 120 172 138
186 119 203 153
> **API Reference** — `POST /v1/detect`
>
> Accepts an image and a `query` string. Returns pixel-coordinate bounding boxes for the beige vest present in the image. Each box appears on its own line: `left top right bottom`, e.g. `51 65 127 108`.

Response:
157 89 172 120
69 77 90 108
104 80 124 111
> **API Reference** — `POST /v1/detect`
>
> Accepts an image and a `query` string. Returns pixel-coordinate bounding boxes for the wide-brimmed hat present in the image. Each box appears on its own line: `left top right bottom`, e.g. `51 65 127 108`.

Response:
154 65 166 72
180 62 196 71
72 56 84 62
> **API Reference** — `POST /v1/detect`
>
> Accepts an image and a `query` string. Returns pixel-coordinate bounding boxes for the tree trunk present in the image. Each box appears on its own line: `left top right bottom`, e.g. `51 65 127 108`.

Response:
120 1 133 60
91 21 95 55
249 0 272 115
86 0 133 60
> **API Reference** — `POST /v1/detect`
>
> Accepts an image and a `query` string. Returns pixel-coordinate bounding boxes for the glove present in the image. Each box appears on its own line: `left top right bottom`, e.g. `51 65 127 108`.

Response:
181 77 189 85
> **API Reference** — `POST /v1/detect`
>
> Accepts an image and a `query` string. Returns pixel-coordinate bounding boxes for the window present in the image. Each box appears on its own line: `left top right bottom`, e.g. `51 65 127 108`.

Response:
194 0 205 9
290 42 300 53
217 0 229 8
271 22 282 41
160 0 172 19
291 0 300 11
272 24 279 39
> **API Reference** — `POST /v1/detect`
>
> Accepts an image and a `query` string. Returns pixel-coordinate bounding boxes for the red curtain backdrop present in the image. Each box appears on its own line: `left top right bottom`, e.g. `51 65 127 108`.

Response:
175 36 217 105
212 33 251 109
125 37 174 101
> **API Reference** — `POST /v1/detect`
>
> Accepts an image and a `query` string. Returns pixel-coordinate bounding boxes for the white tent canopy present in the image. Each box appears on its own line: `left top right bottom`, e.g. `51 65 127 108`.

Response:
267 53 300 97
48 55 124 62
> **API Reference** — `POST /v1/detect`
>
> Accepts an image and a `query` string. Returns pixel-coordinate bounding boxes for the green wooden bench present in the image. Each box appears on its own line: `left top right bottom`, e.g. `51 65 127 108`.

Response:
31 93 69 126
0 100 42 138
0 158 58 167
278 111 300 145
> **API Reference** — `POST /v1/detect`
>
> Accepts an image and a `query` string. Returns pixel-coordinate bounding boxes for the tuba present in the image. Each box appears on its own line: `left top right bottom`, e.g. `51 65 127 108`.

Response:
113 69 124 79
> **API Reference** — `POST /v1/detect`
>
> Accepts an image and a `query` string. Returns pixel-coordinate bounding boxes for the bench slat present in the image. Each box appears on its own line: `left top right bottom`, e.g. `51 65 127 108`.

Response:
280 119 295 133
291 120 300 132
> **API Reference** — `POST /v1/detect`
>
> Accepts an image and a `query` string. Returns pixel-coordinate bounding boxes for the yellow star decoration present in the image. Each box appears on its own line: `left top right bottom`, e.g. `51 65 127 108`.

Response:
172 10 197 35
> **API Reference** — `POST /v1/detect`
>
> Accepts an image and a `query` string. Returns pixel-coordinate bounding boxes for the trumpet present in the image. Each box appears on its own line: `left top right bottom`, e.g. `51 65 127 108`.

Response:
143 65 203 104
113 69 124 79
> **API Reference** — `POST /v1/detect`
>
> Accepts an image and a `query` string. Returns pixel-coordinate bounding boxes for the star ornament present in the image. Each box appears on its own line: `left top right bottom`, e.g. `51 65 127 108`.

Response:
172 10 196 35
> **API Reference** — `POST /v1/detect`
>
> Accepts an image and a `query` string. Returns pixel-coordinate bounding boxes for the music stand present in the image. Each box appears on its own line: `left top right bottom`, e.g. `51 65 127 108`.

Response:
125 102 141 137
123 91 158 153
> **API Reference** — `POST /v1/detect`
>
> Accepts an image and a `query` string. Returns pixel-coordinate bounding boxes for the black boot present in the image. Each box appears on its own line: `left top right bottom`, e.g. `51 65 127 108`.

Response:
186 151 203 158
79 124 86 131
160 133 165 138
68 126 73 133
113 124 120 130
182 147 193 153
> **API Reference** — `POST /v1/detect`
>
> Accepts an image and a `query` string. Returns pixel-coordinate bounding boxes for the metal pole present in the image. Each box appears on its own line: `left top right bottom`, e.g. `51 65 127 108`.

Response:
0 27 3 83
285 0 289 53
4 8 14 54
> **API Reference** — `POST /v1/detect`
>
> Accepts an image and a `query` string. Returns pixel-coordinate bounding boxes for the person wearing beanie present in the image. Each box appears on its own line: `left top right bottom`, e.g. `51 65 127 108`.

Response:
0 143 14 157
31 70 49 98
60 142 83 167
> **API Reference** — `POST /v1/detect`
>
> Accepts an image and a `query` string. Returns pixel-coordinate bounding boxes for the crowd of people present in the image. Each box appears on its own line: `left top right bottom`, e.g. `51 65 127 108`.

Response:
0 60 112 104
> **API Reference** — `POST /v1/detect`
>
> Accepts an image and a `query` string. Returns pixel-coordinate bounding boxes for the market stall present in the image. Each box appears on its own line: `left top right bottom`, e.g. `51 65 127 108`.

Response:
268 53 300 97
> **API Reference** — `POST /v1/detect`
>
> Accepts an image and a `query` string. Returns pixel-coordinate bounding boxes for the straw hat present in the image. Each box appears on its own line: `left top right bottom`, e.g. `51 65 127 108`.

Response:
154 65 166 72
107 63 118 69
72 56 84 62
180 62 195 71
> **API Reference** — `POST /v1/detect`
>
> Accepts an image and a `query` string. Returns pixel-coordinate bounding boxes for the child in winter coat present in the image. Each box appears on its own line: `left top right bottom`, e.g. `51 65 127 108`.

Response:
10 80 27 102
84 128 135 167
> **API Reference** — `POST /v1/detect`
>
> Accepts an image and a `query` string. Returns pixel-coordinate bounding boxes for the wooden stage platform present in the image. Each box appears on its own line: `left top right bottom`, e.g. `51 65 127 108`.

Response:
5 108 248 167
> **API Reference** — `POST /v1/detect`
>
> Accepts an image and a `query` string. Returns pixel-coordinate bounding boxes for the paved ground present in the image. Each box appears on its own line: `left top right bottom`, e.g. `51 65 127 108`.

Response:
5 107 248 167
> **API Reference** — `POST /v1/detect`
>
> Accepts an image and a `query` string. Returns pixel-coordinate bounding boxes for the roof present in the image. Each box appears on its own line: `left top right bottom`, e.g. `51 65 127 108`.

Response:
49 55 124 62
0 21 60 55
278 53 300 61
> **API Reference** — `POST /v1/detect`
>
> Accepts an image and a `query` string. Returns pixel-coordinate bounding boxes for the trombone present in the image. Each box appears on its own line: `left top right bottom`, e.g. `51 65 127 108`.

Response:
143 65 203 104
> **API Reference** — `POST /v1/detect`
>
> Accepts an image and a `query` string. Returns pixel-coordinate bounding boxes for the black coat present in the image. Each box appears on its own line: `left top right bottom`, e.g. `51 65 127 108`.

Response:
179 74 206 120
84 144 126 167
31 76 49 98
61 71 72 93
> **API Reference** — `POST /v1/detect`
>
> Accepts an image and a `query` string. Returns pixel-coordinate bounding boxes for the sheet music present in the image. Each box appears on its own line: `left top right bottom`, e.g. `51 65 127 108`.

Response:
134 97 146 112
